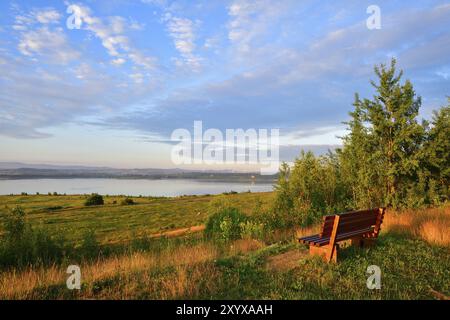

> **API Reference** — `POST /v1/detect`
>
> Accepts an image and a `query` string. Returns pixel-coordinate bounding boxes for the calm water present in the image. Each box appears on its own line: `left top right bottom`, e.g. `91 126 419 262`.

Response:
0 178 274 196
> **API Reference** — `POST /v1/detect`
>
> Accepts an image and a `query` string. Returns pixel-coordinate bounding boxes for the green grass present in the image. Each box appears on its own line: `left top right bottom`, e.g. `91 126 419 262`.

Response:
0 192 274 245
207 236 449 299
14 234 448 300
1 194 448 300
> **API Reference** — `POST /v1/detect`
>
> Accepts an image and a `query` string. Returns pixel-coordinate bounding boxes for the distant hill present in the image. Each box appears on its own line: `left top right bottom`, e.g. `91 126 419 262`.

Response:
0 162 276 182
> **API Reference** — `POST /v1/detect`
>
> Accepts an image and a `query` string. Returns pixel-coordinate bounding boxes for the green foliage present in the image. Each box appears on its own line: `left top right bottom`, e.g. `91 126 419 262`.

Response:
0 207 67 268
420 101 450 204
204 207 249 242
84 194 104 206
272 152 348 227
80 229 100 259
239 220 264 240
340 59 448 208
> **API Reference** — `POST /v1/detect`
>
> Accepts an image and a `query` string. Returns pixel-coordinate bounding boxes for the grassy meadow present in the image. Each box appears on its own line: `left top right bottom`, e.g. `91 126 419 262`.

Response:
0 192 448 300
0 192 274 245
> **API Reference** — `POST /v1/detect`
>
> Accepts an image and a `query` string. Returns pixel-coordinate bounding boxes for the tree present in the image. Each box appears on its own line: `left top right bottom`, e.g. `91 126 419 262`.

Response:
339 94 384 208
421 99 450 203
273 162 292 214
341 58 425 208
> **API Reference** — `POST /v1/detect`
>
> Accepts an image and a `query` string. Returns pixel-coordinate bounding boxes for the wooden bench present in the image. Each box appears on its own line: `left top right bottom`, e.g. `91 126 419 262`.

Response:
298 208 386 263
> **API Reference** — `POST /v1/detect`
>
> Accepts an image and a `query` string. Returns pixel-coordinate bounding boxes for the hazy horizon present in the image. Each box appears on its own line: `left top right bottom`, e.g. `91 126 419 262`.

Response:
1 1 449 171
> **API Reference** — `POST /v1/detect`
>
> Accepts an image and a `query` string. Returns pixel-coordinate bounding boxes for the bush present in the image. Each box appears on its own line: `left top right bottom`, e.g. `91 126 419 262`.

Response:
120 197 135 205
239 220 264 240
84 194 104 206
80 229 100 259
272 152 348 229
0 207 67 269
204 207 249 242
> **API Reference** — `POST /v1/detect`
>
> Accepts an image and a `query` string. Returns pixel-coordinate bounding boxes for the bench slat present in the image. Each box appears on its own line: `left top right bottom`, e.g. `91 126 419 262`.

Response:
312 227 374 246
298 234 321 243
320 210 379 237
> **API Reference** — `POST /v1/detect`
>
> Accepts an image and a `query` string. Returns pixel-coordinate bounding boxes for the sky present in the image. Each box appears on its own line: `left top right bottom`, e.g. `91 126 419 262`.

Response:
0 0 449 170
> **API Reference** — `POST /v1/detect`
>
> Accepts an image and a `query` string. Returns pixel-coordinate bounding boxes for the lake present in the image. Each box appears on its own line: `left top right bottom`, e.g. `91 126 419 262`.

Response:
0 178 274 197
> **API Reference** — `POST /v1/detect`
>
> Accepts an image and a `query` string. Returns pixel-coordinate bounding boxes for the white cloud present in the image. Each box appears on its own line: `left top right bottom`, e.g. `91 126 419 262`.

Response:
18 27 79 64
111 58 126 66
128 50 157 70
13 8 61 30
73 63 94 79
141 0 202 71
34 9 61 24
227 0 292 54
164 15 202 71
0 50 159 139
67 4 156 72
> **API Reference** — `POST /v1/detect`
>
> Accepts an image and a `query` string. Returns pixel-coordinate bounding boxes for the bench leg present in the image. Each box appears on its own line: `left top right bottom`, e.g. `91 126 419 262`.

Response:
351 236 364 247
351 237 376 248
309 244 338 263
326 244 338 263
361 238 376 248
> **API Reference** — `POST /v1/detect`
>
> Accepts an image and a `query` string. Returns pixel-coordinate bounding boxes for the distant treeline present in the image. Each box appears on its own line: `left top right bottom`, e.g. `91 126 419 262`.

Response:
272 59 449 227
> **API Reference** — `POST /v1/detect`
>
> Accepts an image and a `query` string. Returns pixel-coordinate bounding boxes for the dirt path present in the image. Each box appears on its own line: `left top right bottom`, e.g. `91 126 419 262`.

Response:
265 249 308 272
149 224 205 239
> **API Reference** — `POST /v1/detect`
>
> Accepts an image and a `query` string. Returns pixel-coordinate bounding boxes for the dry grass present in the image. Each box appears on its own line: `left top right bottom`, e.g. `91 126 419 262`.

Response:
383 206 450 246
229 238 265 255
295 224 322 239
0 242 219 299
0 237 268 300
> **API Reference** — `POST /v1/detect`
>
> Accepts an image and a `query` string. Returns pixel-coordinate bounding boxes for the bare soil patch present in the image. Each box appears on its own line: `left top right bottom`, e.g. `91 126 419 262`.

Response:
149 225 205 238
265 248 308 272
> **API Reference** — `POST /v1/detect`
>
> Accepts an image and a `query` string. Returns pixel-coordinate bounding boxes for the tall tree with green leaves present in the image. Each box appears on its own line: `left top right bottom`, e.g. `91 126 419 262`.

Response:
339 93 384 208
421 99 450 203
341 59 425 208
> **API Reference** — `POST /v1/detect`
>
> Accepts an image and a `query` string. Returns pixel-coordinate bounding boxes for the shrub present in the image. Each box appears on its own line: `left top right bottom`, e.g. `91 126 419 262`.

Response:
80 229 100 259
204 207 248 242
130 232 151 252
239 220 264 240
84 194 104 206
120 197 135 205
0 207 67 269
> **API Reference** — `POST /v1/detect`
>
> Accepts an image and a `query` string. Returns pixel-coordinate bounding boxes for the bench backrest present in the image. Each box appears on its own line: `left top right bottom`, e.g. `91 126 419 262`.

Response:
319 208 385 238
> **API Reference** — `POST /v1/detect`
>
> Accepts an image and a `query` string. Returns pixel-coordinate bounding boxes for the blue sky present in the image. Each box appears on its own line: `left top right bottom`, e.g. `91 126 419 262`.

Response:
0 0 449 169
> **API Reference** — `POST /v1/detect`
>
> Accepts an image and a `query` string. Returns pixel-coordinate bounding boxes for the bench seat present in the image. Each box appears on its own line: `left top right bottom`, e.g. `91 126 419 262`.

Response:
299 226 374 246
298 208 385 262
